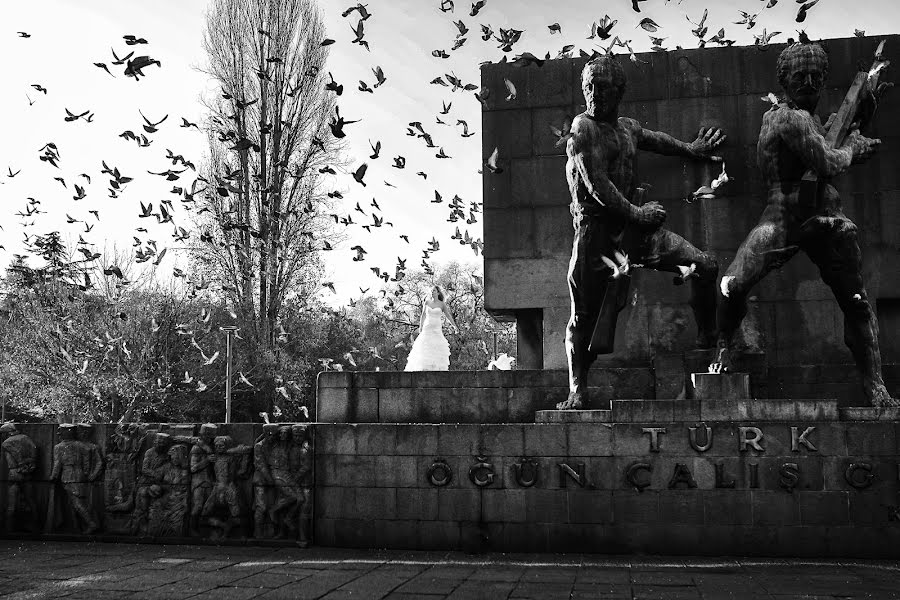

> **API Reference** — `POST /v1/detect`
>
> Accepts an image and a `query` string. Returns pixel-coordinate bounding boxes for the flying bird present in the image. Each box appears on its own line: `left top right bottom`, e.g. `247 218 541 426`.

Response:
638 18 660 33
485 147 503 173
325 72 343 95
550 117 573 147
601 250 631 279
94 62 114 77
796 0 821 23
734 10 759 29
353 163 368 186
64 108 90 122
372 65 386 88
140 110 168 133
123 55 161 80
329 105 358 138
341 3 372 19
504 78 517 101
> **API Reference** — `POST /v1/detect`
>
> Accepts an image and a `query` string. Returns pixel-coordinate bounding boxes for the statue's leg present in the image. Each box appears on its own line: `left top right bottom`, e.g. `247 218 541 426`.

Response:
189 487 206 535
803 216 896 407
253 485 268 538
716 210 798 369
562 216 609 410
70 488 98 534
6 484 18 531
636 228 719 348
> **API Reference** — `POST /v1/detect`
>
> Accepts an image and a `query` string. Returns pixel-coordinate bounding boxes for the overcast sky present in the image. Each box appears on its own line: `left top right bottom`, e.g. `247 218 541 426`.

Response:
1 0 897 305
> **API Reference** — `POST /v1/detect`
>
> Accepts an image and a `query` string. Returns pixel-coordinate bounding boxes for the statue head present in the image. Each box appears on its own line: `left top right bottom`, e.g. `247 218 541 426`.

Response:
153 432 172 451
214 435 232 453
777 41 829 112
290 424 308 445
168 443 188 467
77 423 92 441
278 425 291 442
263 423 280 439
199 423 218 441
582 56 627 120
0 423 18 436
58 424 76 441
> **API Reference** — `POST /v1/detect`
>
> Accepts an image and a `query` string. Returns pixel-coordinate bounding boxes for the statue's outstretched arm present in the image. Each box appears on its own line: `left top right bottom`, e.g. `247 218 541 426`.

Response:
637 120 725 161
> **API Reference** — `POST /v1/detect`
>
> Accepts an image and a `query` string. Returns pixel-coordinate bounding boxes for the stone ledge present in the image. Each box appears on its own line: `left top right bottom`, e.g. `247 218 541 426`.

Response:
839 407 900 421
540 399 840 423
535 410 612 423
701 399 839 422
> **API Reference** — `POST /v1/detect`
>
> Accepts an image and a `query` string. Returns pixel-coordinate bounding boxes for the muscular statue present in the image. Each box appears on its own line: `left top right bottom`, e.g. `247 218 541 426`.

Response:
715 41 895 407
201 435 252 539
50 424 99 534
560 55 725 410
188 423 217 535
268 426 304 539
0 423 37 531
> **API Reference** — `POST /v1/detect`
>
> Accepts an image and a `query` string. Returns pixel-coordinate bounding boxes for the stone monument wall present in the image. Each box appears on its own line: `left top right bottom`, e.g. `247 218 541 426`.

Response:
0 422 313 545
481 35 900 404
314 384 900 557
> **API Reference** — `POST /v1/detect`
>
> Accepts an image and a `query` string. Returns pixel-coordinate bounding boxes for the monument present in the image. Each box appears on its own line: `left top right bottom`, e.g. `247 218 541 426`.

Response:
1 35 899 559
310 34 900 558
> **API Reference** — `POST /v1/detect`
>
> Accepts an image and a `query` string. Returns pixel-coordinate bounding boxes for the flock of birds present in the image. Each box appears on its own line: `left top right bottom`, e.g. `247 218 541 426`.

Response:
2 0 854 387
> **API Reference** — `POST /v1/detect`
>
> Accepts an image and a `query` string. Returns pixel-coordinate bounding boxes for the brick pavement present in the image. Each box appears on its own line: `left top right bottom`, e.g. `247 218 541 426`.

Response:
0 541 898 599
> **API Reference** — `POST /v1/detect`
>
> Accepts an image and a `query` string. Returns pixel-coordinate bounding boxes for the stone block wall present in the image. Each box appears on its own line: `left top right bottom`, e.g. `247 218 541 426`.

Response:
481 36 900 404
313 402 900 557
316 370 654 423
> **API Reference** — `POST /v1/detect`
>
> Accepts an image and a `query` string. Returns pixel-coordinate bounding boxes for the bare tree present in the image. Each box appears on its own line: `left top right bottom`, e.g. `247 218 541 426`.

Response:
197 0 343 392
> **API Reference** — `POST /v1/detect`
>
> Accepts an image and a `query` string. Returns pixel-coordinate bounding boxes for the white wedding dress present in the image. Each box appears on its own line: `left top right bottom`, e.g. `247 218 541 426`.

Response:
405 306 450 371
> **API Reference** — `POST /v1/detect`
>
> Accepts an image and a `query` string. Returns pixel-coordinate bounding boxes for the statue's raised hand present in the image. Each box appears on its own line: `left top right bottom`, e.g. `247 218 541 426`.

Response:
689 127 726 161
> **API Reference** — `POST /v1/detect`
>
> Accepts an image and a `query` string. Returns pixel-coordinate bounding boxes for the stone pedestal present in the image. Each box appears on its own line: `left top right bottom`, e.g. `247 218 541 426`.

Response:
691 372 750 400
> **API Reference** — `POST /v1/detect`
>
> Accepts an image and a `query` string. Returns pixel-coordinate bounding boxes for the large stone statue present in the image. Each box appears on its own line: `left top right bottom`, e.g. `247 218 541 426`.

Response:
188 423 217 535
49 424 99 534
559 55 726 410
0 423 37 532
714 40 895 407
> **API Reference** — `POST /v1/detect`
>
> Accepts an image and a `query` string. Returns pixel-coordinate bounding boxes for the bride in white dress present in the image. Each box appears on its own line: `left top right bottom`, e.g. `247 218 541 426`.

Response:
405 286 459 371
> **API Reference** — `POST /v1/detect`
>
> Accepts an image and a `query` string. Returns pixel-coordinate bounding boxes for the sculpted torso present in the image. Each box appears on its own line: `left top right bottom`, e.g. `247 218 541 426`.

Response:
567 115 639 215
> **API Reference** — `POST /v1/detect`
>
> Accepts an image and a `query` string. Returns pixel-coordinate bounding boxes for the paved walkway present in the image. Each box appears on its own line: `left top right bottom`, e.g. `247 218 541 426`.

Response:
0 541 898 599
